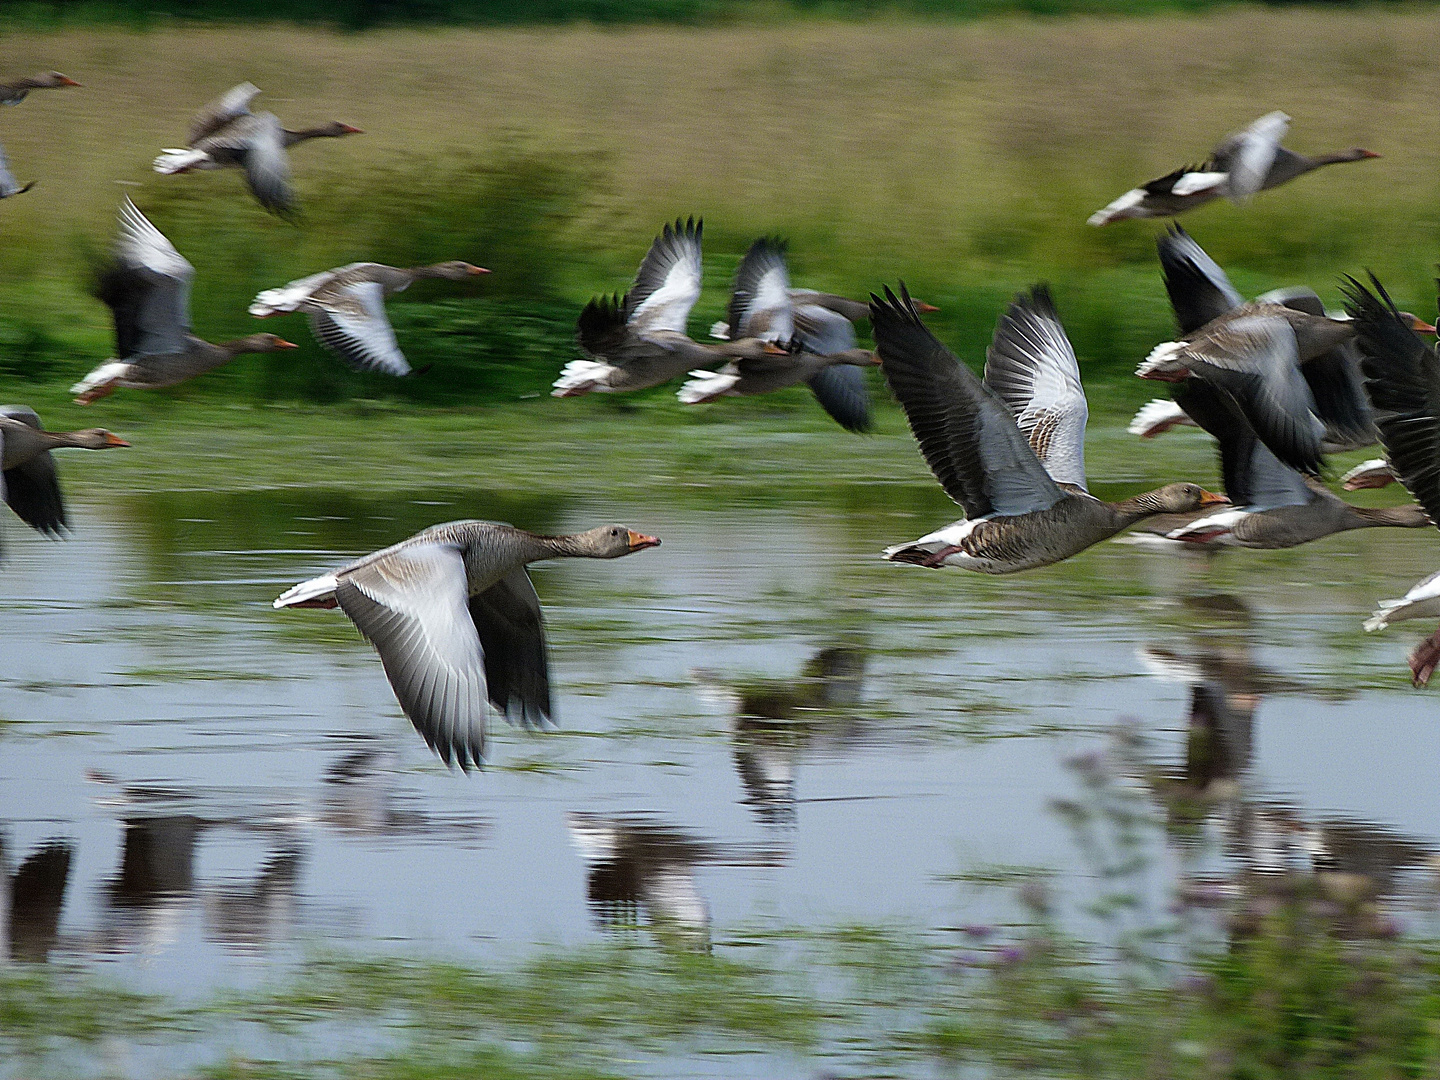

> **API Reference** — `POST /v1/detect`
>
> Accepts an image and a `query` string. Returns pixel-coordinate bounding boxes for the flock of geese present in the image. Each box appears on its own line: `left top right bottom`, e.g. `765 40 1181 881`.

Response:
4 84 1440 770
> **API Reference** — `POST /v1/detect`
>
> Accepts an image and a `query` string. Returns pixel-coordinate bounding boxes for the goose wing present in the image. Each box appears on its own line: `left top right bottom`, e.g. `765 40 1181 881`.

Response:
806 365 871 433
1158 225 1245 334
0 409 65 536
576 294 631 360
187 82 261 144
1255 286 1326 317
334 541 488 770
469 568 552 730
0 143 30 198
1173 382 1310 508
1211 110 1289 201
98 199 194 358
626 217 702 338
983 285 1089 490
1182 314 1324 475
872 284 1064 519
306 280 410 375
240 113 293 215
727 238 793 344
1345 274 1440 523
795 304 858 355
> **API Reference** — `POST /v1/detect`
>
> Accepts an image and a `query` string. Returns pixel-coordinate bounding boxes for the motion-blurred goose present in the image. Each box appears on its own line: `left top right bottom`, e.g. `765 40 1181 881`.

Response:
1348 276 1440 685
678 239 880 432
274 520 660 769
152 83 362 215
552 218 788 397
1089 111 1378 225
0 144 34 199
71 200 298 404
0 405 128 550
1136 227 1433 475
874 284 1225 573
249 261 489 376
1130 231 1427 547
0 71 79 106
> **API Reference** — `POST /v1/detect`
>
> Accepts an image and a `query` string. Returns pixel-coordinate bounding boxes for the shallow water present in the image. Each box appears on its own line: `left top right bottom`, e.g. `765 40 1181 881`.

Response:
1 483 1438 992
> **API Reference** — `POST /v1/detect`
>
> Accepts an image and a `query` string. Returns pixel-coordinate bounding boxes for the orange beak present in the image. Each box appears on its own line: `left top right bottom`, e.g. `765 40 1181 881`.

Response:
1358 149 1381 159
467 265 491 275
914 301 940 313
762 342 789 355
1199 489 1230 506
1411 316 1436 334
103 433 131 447
339 124 364 135
57 75 81 87
274 338 300 350
626 530 661 551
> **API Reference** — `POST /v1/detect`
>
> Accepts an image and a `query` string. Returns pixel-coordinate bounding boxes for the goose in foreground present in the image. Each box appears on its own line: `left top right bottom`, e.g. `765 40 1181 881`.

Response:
552 218 788 397
0 71 79 106
1088 111 1379 226
0 406 128 550
249 261 489 376
1136 226 1433 474
152 83 362 215
71 200 298 404
0 143 34 200
678 238 880 432
1347 275 1440 685
274 520 661 769
874 284 1225 573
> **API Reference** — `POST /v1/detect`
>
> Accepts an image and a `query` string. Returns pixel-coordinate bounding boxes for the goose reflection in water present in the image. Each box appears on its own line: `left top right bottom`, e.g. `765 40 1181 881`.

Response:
693 644 867 826
1 834 72 962
1125 596 1438 936
319 748 488 840
567 812 785 949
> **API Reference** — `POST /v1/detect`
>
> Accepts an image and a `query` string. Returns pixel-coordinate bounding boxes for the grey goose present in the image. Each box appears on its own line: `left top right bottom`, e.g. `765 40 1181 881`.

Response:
274 521 661 769
0 405 128 552
874 284 1225 573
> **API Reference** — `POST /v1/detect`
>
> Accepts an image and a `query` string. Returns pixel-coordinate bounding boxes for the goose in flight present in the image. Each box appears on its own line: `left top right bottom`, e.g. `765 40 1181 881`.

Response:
153 83 362 215
679 238 881 431
552 218 788 397
274 520 661 769
0 71 79 106
250 261 489 375
1089 111 1378 225
875 284 1225 573
0 405 128 552
71 200 298 403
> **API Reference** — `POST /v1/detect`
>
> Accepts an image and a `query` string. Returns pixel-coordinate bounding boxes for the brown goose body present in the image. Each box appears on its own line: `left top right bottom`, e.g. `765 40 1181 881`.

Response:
275 520 661 769
0 406 127 544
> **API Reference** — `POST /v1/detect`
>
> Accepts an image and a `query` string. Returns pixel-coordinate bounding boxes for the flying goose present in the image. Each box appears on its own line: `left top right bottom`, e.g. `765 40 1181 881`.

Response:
71 200 298 404
249 261 489 375
0 405 128 550
1089 111 1379 226
0 71 79 106
1348 276 1440 686
874 284 1225 573
552 218 788 397
152 83 362 215
274 520 661 769
1128 228 1426 547
678 238 880 432
1136 228 1433 475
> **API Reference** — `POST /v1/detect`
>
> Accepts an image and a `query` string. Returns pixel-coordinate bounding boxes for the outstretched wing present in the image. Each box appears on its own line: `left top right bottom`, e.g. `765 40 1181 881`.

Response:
983 285 1089 490
98 198 195 358
1346 273 1440 524
727 238 793 344
335 541 489 770
188 82 261 145
469 568 552 730
1211 110 1289 202
872 284 1064 519
307 281 410 375
806 365 871 433
626 217 703 338
1158 225 1245 335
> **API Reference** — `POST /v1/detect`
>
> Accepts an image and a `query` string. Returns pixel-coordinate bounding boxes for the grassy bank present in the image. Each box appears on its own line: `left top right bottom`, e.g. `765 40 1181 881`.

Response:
0 12 1436 408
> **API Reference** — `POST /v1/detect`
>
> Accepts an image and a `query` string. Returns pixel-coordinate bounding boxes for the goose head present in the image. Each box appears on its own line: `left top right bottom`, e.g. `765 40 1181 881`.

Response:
416 261 491 280
38 72 81 89
70 429 130 450
321 122 364 137
1137 483 1230 514
568 524 661 558
228 333 300 354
